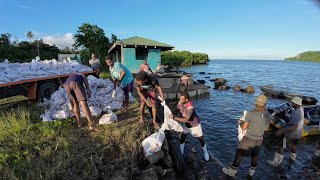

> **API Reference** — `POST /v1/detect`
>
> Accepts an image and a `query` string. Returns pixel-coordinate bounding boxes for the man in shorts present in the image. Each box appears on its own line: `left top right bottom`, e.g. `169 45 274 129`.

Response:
223 95 272 178
64 73 98 132
169 92 210 161
134 71 164 130
105 55 134 111
268 96 304 167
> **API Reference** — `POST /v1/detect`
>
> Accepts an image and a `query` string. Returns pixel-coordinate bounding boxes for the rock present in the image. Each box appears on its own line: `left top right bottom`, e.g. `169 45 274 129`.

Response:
136 165 161 180
197 80 206 84
199 72 205 75
159 151 173 168
146 150 165 164
204 76 210 78
191 147 197 153
218 85 230 90
233 85 241 91
161 168 176 180
242 85 255 93
213 78 227 89
208 73 212 75
109 167 131 180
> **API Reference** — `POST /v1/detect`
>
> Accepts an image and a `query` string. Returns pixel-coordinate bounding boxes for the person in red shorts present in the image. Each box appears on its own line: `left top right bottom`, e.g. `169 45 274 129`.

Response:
64 73 98 132
134 71 164 130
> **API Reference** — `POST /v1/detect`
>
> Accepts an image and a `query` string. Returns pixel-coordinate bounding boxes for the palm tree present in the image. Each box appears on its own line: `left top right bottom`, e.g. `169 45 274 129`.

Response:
26 31 34 42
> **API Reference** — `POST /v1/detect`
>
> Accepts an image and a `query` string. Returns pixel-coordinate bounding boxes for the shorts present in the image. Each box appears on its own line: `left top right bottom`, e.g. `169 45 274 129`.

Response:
182 123 204 138
64 81 87 104
122 81 134 94
283 137 299 148
237 136 263 155
142 89 156 105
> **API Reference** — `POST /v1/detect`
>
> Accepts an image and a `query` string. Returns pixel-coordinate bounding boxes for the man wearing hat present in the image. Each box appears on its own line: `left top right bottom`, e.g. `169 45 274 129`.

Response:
223 95 272 178
268 96 304 167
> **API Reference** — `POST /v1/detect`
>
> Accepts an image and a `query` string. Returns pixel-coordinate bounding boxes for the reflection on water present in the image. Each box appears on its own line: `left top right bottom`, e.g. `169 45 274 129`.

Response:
180 60 320 179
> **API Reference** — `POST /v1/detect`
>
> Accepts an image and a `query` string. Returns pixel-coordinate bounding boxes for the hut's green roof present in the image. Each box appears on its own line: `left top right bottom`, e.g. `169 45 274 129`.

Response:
108 36 174 53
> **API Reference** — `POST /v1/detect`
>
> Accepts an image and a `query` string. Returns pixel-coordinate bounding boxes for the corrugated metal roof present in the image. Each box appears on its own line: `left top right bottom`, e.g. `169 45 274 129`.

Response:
120 36 174 48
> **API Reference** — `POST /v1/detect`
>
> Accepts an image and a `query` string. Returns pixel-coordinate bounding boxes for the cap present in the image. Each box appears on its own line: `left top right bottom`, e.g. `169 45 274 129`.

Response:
291 96 302 105
256 95 267 107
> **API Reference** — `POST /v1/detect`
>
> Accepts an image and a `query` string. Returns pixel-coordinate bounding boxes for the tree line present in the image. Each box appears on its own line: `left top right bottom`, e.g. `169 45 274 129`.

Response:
285 51 320 62
161 50 210 66
1 23 210 68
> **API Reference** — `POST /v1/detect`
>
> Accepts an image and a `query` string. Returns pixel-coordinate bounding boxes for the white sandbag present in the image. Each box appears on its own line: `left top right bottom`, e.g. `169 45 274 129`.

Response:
142 132 165 157
238 111 247 141
129 92 136 102
99 110 118 124
40 112 53 122
113 86 124 102
52 110 70 119
89 106 102 117
159 98 183 132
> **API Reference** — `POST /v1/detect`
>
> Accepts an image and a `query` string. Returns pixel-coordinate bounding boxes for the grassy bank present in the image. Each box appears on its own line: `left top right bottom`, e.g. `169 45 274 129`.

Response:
0 101 151 179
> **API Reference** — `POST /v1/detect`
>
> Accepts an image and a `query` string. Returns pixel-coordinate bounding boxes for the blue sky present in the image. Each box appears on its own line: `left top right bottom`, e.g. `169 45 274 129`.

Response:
1 0 320 59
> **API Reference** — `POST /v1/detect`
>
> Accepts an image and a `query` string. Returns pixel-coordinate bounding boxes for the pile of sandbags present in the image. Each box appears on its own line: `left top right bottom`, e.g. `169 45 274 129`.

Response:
39 75 133 122
0 59 92 84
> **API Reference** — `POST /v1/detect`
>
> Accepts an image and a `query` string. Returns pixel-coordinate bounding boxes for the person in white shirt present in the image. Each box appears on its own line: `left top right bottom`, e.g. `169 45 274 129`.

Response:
89 53 100 78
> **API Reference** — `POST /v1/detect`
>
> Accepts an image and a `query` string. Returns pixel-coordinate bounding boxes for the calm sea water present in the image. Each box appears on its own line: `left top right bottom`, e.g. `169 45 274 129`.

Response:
180 60 320 179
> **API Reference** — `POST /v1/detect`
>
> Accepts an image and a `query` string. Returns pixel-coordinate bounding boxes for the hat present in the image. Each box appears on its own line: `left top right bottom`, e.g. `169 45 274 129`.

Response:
291 96 302 105
256 95 267 107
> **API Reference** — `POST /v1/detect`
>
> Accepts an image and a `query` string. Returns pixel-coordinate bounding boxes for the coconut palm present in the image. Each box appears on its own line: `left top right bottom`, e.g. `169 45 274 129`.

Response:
26 31 34 42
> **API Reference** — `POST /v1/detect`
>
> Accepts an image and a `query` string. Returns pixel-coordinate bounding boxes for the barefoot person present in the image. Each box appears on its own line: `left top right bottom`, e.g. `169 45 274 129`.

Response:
134 71 164 130
223 95 271 178
179 72 190 92
169 92 210 161
140 60 153 75
105 55 134 111
64 73 98 132
268 96 304 167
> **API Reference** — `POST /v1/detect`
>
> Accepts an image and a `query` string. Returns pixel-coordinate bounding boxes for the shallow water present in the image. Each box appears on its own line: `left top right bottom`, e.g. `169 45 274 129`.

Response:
180 60 320 179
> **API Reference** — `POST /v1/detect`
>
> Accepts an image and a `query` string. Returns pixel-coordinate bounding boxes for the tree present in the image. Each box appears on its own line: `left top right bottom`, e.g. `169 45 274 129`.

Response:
26 31 34 42
0 33 11 46
74 23 110 62
111 34 118 44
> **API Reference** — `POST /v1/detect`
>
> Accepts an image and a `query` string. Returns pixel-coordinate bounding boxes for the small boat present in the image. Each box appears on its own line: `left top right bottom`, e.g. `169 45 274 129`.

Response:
268 104 320 137
260 86 318 105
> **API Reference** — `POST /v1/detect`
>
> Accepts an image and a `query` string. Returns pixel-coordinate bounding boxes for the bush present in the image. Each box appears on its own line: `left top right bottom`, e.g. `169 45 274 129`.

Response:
161 50 209 67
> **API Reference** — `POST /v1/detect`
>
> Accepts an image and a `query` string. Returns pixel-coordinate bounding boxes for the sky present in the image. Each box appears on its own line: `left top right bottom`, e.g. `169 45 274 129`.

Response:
1 0 320 60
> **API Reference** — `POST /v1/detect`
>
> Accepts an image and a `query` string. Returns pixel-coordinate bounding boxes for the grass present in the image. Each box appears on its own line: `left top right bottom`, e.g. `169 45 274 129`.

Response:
99 70 111 79
0 101 152 180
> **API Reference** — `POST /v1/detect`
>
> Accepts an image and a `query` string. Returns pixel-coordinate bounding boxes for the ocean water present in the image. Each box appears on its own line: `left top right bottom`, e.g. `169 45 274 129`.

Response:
180 60 320 179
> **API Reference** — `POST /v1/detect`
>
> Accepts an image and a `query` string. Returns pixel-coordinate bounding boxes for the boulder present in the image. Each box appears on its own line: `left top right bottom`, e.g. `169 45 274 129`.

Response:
242 85 255 93
233 85 241 91
136 165 161 180
199 72 205 75
204 76 210 79
197 80 206 84
213 78 227 89
146 150 165 164
218 85 230 90
109 167 131 180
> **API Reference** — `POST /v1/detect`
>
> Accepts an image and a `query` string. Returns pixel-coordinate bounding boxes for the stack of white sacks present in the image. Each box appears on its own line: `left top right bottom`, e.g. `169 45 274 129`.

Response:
0 58 135 124
40 75 135 124
0 59 92 84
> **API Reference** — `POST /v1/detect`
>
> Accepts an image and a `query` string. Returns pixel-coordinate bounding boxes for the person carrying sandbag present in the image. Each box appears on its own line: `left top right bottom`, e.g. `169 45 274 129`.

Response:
64 73 98 132
169 92 210 161
222 95 272 178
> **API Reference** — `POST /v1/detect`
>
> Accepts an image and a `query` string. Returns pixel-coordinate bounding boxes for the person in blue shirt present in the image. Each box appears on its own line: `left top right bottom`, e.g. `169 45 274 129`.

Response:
105 55 134 111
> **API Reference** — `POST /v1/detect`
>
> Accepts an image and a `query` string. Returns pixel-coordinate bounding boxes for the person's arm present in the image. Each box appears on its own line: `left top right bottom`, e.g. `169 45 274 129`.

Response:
82 75 91 98
284 123 299 132
135 86 152 107
156 85 164 102
241 121 250 130
172 107 193 123
284 111 300 132
148 66 154 74
113 78 117 90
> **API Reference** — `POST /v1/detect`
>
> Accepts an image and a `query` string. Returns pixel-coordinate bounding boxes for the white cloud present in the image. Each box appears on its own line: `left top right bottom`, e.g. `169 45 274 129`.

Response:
42 33 74 49
17 5 31 9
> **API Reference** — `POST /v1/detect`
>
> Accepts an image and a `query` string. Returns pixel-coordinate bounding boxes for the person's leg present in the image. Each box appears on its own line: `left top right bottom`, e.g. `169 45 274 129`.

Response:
180 133 188 154
223 148 241 177
268 139 285 166
123 89 129 111
79 100 98 131
232 149 244 167
149 90 159 130
72 99 82 127
197 136 206 147
139 101 146 125
290 139 298 161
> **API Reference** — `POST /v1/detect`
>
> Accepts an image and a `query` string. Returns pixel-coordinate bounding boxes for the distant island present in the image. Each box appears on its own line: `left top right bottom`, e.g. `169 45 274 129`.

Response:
285 51 320 62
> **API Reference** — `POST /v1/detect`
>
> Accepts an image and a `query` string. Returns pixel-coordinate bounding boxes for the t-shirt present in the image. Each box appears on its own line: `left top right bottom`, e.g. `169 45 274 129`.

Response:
177 101 200 128
64 73 85 85
244 111 271 140
89 58 100 70
134 74 160 92
285 107 304 139
110 62 133 88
